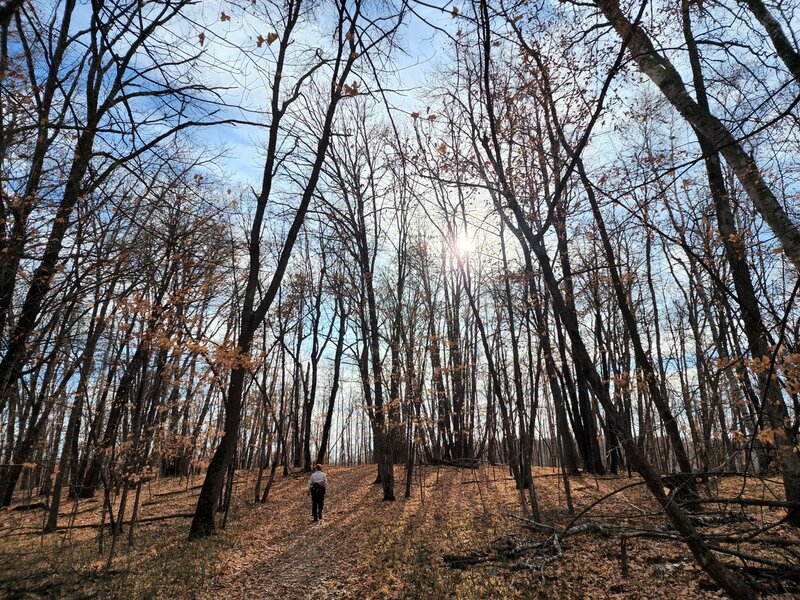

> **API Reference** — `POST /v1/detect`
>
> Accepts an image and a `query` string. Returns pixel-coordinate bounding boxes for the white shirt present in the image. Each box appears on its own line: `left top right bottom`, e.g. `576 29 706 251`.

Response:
309 471 328 490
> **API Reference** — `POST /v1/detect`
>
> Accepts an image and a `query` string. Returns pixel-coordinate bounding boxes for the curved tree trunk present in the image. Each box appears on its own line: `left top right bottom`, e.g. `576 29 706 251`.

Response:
594 0 800 271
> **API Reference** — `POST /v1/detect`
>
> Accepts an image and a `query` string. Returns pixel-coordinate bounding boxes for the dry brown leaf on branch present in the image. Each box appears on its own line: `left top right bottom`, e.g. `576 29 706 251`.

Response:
343 81 360 96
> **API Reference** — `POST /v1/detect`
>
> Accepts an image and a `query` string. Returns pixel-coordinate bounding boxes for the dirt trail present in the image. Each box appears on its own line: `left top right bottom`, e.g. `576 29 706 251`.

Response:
211 466 379 598
207 465 514 599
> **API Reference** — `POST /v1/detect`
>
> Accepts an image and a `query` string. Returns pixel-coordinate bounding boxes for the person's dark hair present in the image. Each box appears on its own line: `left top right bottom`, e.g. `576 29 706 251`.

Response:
314 464 322 471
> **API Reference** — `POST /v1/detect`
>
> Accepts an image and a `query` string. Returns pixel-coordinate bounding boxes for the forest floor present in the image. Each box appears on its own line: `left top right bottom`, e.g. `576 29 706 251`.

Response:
0 464 797 599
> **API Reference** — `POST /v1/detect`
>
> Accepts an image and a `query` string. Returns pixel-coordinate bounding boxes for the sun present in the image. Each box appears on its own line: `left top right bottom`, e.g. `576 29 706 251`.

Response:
455 232 475 256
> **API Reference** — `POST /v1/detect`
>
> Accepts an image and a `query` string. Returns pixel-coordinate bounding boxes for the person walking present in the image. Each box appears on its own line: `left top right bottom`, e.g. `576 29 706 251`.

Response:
308 464 328 522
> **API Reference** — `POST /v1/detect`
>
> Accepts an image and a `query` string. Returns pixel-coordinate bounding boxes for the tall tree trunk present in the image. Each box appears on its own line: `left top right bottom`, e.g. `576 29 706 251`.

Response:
189 0 363 534
317 295 347 465
594 0 800 270
575 161 694 476
681 2 800 523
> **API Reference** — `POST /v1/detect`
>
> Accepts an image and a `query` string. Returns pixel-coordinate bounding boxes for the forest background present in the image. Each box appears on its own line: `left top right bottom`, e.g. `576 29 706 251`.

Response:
1 0 799 596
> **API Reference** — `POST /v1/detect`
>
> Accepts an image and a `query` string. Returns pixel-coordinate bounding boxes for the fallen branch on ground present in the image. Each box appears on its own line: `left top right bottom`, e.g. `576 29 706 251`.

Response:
685 497 800 509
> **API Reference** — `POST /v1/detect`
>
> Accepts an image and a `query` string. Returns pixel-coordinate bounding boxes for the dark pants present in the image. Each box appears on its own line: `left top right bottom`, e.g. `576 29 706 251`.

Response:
311 487 325 520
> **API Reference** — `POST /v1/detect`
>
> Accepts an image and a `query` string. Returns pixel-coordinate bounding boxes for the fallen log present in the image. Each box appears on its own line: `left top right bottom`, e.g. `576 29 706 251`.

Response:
11 502 48 512
56 511 196 531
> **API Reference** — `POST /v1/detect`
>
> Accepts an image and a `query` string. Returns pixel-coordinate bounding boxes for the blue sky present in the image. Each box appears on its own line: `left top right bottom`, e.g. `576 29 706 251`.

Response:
184 0 456 187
